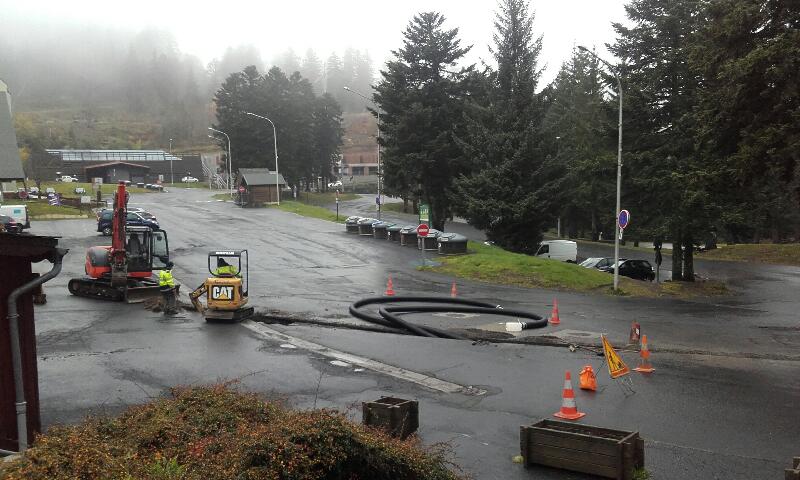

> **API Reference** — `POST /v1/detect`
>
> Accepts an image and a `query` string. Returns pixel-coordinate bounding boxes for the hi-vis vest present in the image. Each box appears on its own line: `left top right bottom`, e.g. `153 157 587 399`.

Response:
214 265 238 276
159 269 175 287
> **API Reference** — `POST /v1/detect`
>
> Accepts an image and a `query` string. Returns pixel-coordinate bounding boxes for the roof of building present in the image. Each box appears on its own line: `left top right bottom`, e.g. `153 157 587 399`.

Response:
83 161 151 170
46 149 182 162
238 168 287 186
0 80 25 181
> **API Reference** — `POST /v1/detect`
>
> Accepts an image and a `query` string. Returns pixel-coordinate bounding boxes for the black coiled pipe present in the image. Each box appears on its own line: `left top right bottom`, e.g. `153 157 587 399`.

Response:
349 296 548 340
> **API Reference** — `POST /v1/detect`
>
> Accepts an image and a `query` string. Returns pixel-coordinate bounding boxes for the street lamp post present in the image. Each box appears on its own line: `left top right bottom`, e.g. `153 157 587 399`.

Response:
244 112 280 205
208 127 233 197
578 45 623 291
343 86 381 221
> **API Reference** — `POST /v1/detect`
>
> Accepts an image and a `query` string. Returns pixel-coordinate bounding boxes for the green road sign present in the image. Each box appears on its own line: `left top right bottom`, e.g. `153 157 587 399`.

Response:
418 203 430 224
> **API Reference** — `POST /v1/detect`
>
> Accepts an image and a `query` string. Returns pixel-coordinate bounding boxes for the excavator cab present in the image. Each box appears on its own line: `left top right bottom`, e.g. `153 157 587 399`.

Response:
190 250 253 322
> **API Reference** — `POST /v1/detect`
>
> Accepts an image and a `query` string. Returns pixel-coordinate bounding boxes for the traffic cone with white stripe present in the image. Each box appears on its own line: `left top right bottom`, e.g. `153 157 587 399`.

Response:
553 371 586 420
634 335 655 373
549 298 561 325
384 276 396 296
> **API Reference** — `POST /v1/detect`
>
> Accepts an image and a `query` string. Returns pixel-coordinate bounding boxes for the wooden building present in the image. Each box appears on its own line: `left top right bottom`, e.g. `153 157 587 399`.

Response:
236 168 287 207
0 234 63 452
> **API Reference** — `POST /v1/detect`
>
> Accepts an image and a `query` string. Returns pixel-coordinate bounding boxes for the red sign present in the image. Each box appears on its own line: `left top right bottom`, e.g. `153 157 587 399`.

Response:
238 186 246 193
417 224 430 237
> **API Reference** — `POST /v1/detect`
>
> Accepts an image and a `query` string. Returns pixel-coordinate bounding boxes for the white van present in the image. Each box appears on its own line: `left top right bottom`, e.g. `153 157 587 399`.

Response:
0 204 30 230
535 240 577 262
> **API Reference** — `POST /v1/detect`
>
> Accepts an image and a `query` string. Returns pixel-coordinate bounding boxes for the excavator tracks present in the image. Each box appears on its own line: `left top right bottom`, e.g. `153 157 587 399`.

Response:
68 278 125 301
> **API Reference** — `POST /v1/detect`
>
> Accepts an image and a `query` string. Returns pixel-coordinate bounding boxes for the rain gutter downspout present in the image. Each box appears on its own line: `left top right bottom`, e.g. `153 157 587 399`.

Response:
5 248 67 454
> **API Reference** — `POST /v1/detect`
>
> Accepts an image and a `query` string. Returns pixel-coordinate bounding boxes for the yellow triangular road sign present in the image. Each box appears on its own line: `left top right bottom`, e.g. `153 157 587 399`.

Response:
602 335 630 378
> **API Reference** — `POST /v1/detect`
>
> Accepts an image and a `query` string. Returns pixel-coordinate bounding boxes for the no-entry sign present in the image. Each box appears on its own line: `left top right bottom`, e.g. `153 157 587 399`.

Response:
618 209 631 229
417 224 430 237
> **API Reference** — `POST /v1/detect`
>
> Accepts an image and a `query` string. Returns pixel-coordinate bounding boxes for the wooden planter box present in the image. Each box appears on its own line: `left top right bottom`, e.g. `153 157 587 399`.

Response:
362 397 419 439
520 419 644 480
786 456 800 480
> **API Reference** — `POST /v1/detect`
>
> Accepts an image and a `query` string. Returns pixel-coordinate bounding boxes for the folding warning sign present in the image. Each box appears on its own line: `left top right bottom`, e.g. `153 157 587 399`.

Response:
601 335 630 378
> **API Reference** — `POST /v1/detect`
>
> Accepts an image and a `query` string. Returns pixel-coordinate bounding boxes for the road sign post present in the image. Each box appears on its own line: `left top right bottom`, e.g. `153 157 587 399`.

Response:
615 209 631 288
417 224 429 267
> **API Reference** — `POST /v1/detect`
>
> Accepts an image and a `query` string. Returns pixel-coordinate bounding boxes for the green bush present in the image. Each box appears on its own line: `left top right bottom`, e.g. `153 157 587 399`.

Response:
0 385 461 480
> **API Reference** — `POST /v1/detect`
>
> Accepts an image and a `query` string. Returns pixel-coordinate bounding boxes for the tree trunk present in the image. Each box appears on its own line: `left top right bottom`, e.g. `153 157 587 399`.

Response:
403 197 409 213
671 236 683 281
682 237 695 281
431 199 446 231
590 210 598 241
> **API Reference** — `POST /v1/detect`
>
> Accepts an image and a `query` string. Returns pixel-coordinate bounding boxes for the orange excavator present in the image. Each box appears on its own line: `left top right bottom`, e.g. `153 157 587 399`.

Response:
68 181 171 302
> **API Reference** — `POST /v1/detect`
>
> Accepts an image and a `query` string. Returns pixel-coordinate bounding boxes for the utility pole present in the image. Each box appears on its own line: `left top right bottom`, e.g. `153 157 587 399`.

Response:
578 46 624 291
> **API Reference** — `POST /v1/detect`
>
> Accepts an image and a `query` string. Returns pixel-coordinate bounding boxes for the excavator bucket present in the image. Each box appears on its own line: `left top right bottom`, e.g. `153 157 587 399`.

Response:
189 284 207 313
124 284 164 304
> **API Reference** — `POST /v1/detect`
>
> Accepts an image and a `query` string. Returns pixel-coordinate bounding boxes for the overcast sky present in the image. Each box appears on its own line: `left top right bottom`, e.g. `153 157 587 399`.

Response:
3 0 629 86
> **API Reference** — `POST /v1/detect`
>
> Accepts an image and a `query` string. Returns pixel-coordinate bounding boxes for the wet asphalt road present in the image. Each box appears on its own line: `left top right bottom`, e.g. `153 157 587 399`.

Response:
26 188 800 479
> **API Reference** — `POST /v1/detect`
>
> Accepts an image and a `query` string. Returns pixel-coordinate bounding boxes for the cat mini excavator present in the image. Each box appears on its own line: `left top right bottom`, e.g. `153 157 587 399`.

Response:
189 250 253 321
68 181 170 302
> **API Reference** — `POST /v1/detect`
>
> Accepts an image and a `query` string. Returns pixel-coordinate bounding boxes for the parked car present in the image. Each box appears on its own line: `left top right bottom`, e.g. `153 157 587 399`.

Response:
97 209 160 235
74 187 87 194
580 257 624 270
45 187 56 194
0 204 29 230
534 240 578 262
57 175 79 182
0 214 21 233
598 259 655 281
327 180 343 188
182 176 199 183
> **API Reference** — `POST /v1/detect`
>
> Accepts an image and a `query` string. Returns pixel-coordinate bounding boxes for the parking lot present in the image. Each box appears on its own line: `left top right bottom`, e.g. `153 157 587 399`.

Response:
24 187 800 479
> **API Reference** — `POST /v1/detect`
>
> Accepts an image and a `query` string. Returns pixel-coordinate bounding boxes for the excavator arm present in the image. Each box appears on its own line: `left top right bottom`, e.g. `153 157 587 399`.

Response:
189 283 207 314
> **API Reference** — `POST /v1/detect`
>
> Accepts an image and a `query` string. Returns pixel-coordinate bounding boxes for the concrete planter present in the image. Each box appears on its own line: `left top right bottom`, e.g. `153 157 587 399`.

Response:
387 225 402 242
372 222 394 240
399 226 418 246
345 216 361 233
520 419 644 480
417 229 441 251
357 218 376 236
437 233 468 255
362 397 419 439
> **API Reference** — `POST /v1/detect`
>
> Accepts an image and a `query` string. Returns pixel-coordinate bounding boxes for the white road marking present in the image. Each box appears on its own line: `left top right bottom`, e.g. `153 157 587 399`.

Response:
242 321 485 395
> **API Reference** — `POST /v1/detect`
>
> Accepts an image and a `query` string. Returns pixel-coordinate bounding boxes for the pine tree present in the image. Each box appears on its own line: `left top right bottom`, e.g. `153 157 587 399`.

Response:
609 0 713 280
374 12 473 230
451 0 554 253
542 47 616 240
692 0 800 242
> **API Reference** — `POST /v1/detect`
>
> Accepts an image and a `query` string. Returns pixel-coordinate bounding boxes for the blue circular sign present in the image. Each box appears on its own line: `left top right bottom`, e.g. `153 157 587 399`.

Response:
618 210 630 229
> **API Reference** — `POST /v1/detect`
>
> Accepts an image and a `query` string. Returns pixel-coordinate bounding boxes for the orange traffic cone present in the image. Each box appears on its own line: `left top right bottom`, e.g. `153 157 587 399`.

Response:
384 276 396 296
553 371 586 420
450 282 458 298
634 335 655 373
549 298 561 325
579 365 597 391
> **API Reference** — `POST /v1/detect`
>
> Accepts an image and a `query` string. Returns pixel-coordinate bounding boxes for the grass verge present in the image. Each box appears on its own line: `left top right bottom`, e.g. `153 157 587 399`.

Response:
24 200 89 218
426 241 727 298
294 191 359 205
696 243 800 266
272 200 347 223
0 385 461 480
38 182 153 197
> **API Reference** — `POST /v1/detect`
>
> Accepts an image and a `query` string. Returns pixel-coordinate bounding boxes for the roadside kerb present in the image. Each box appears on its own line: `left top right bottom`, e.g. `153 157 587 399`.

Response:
241 321 486 396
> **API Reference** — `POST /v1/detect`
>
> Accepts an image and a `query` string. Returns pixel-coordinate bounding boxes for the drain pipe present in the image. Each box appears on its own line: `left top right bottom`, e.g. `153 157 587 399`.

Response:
5 248 67 454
